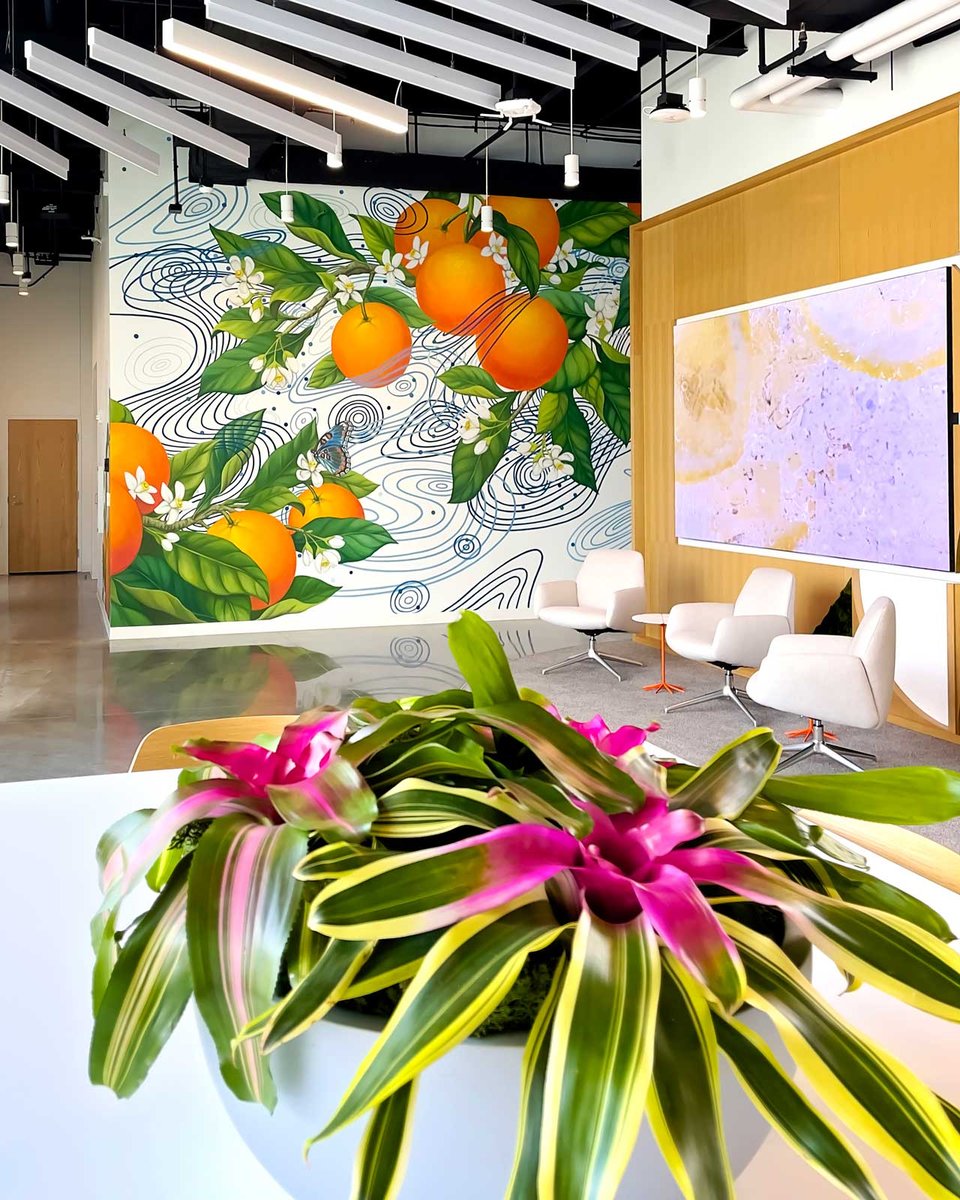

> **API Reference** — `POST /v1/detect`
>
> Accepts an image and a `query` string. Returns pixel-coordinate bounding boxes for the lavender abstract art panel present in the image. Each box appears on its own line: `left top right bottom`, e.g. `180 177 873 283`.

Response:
674 267 953 571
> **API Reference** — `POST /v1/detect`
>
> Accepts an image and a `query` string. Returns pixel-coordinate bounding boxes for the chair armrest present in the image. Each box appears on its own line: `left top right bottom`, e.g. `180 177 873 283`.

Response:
666 603 734 639
767 633 854 658
534 579 578 615
606 585 647 633
746 653 877 726
711 614 792 668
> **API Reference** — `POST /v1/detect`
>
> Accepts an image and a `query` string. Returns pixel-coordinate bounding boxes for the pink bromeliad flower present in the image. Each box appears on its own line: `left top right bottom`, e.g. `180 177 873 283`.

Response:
565 713 660 760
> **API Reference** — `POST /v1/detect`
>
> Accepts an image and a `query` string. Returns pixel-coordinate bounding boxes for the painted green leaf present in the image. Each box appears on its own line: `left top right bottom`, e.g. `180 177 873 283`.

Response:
256 575 339 619
110 600 153 627
493 212 541 298
356 215 396 262
114 556 213 624
188 817 307 1110
540 262 598 292
326 469 377 499
615 272 631 331
596 340 631 443
110 398 135 423
580 370 605 416
241 486 304 515
169 440 214 499
309 353 347 390
212 225 330 299
439 365 508 400
257 195 365 261
448 609 520 706
90 856 193 1099
207 593 253 622
537 391 569 434
551 399 596 490
167 528 269 602
557 200 639 251
545 340 596 393
214 306 282 338
243 418 318 495
450 398 512 503
591 229 632 259
540 288 590 339
365 285 432 328
203 409 264 498
424 190 461 203
300 516 395 563
539 911 660 1200
200 335 274 397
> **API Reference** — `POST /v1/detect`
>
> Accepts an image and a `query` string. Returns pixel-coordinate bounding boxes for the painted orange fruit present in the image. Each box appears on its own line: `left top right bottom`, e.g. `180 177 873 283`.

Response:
242 651 298 715
331 302 412 387
207 510 297 612
487 196 560 268
109 482 143 576
287 481 364 528
416 242 505 335
110 421 170 513
477 295 569 391
394 198 466 273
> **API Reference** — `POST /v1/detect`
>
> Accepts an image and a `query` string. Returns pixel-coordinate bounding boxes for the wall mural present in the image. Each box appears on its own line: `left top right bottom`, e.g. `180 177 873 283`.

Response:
109 172 636 631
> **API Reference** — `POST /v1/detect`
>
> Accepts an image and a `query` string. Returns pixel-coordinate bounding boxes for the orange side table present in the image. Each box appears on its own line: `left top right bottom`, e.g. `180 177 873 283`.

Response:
634 613 684 695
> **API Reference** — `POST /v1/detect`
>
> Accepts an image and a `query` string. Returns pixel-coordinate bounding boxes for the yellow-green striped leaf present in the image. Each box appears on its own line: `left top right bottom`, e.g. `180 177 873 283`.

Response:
296 842 395 881
262 938 373 1052
726 918 960 1198
670 728 781 819
713 1012 883 1200
647 954 735 1200
803 860 955 943
90 856 193 1098
539 910 660 1200
762 767 960 825
505 959 566 1200
343 932 444 999
365 739 496 788
372 779 535 839
310 899 568 1146
350 1080 419 1200
187 816 307 1110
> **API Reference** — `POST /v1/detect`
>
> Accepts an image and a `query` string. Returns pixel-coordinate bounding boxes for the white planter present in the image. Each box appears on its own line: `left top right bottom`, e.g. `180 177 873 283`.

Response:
200 987 795 1200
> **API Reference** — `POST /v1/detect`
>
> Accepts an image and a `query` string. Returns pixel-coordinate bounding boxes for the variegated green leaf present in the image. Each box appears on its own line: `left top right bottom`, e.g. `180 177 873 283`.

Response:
187 816 307 1110
505 959 566 1200
90 856 193 1098
267 757 377 842
714 1012 883 1200
263 938 373 1052
647 954 735 1200
727 918 960 1198
365 739 495 788
494 775 594 838
762 767 960 825
448 609 520 707
372 779 534 839
296 842 395 881
287 898 328 988
350 1080 419 1200
669 728 781 819
310 899 567 1145
343 932 444 999
539 910 660 1200
801 859 955 943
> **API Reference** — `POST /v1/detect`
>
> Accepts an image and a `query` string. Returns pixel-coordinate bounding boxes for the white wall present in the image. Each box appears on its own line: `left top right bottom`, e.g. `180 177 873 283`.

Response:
642 24 960 217
0 259 99 576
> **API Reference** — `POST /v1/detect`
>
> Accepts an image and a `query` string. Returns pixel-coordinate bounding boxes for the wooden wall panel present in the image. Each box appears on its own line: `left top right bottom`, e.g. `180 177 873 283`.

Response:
633 103 960 742
839 110 960 278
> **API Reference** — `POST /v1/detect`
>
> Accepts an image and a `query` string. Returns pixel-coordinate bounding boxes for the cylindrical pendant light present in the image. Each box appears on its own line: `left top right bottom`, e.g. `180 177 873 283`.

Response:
565 70 580 189
11 251 24 276
5 220 17 248
326 112 342 168
280 135 295 222
18 278 28 296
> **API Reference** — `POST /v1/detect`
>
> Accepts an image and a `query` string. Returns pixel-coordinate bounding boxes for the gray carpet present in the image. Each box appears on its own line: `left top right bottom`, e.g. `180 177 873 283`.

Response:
511 635 960 852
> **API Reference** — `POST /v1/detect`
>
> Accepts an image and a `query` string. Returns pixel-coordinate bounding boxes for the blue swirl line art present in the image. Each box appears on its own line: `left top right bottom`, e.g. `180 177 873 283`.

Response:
112 180 251 247
444 549 545 613
567 500 634 561
364 187 417 225
391 581 431 614
389 635 431 666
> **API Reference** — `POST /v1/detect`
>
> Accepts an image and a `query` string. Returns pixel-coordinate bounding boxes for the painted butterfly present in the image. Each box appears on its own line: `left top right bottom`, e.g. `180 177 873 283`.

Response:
315 422 351 475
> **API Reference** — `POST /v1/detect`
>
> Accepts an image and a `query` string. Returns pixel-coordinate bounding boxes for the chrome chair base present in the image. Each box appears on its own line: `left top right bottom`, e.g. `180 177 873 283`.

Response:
664 668 757 725
777 718 876 774
541 634 643 683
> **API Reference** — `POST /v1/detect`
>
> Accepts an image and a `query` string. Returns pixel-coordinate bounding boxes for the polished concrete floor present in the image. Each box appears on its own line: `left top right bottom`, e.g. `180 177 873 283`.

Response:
1 574 958 806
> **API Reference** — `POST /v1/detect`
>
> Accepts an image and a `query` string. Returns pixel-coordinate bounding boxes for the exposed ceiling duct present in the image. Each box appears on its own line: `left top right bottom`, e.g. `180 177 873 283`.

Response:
731 0 960 112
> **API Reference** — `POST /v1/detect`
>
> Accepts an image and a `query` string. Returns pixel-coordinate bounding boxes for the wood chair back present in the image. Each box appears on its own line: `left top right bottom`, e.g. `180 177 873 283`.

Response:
130 715 297 773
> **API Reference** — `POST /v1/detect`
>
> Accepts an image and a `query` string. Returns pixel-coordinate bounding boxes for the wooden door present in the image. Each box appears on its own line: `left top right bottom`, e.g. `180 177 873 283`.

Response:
8 419 78 573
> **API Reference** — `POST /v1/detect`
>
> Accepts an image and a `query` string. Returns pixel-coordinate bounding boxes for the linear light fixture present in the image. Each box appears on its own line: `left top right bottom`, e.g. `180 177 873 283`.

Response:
0 70 159 173
24 41 249 167
286 0 575 90
585 0 710 48
733 0 789 21
205 0 501 109
89 27 340 159
0 118 69 179
163 19 408 133
443 0 639 70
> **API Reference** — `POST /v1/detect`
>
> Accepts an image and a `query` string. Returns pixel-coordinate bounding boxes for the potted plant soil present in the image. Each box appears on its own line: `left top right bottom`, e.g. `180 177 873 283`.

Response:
90 612 960 1200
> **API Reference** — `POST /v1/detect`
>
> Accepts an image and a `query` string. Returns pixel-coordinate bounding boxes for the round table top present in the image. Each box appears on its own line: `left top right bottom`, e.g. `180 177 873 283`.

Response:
634 612 670 625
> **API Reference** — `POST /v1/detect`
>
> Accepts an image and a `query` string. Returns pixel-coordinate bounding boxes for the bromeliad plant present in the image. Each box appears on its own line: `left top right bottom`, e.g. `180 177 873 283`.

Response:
90 612 960 1200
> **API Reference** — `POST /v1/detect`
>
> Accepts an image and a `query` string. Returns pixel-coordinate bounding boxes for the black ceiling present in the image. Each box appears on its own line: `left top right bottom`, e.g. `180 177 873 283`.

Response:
0 0 916 260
